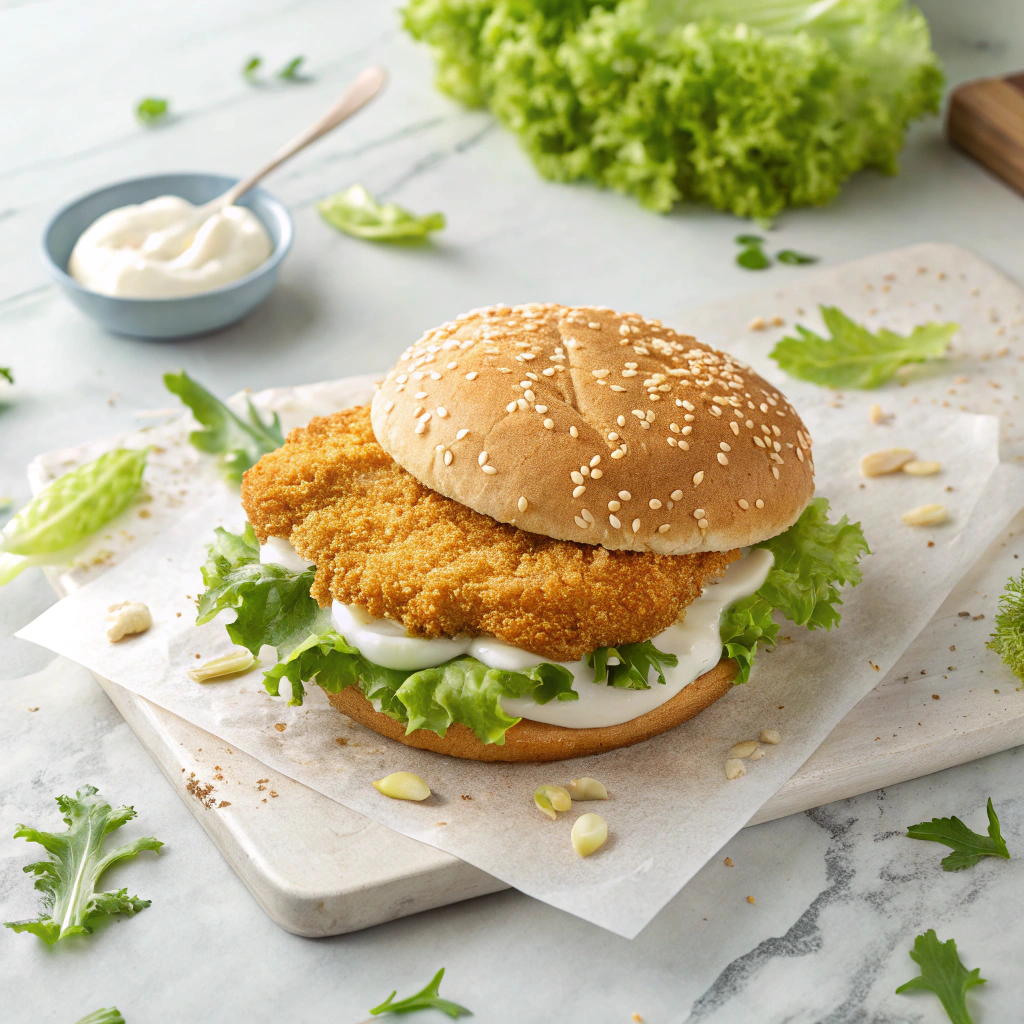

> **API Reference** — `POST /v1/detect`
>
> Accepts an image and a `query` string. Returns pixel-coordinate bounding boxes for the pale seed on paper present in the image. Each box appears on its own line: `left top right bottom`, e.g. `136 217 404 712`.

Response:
372 772 431 802
860 448 915 476
759 728 781 744
725 759 746 780
188 649 257 683
105 601 152 642
566 777 608 801
729 740 759 759
902 460 941 476
748 747 766 761
571 813 608 857
902 503 947 527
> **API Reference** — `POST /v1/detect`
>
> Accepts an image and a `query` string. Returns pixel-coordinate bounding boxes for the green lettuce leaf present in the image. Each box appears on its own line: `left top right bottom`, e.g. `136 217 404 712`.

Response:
263 630 577 745
0 367 12 384
277 56 306 80
986 569 1024 686
0 447 148 560
719 497 869 680
195 524 327 658
403 0 942 220
895 930 985 1024
135 97 168 125
76 1010 125 1024
588 640 679 689
907 798 1010 872
317 184 446 242
164 370 284 485
770 306 957 388
370 968 471 1019
4 786 162 945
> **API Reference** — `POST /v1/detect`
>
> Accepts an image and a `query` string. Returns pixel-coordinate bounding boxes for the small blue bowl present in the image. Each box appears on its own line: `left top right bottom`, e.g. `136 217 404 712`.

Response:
42 172 294 340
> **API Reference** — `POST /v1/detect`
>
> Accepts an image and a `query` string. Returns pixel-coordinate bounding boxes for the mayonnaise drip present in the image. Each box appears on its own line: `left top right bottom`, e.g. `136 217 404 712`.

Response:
68 195 273 298
260 537 773 728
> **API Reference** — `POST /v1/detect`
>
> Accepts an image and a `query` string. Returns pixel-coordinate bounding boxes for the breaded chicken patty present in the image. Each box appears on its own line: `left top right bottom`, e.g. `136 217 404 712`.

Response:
241 406 737 662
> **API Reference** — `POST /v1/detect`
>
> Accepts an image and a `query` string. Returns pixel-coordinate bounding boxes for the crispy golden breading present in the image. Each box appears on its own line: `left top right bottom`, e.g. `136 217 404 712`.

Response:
241 407 738 662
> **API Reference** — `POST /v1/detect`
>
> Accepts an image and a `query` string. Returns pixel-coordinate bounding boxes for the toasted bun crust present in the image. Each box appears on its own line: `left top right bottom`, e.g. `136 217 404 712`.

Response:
327 658 738 762
371 304 814 554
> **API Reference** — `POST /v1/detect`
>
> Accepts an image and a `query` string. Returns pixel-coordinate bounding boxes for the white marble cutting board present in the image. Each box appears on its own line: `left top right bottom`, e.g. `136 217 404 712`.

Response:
29 242 1024 937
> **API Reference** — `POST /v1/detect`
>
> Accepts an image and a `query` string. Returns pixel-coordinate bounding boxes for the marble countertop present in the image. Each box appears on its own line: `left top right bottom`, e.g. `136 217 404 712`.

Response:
3 1 1024 1020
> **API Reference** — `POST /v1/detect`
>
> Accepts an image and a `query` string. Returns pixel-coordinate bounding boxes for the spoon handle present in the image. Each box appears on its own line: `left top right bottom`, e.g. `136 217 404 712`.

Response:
220 65 387 208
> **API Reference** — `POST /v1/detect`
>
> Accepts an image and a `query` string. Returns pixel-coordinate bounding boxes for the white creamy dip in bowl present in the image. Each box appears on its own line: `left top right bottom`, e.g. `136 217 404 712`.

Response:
43 172 293 340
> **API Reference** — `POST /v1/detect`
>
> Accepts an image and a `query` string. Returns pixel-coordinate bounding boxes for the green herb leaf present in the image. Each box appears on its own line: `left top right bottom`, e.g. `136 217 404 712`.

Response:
0 367 12 384
907 798 1010 871
770 306 957 389
370 967 471 1019
317 184 445 242
588 640 679 689
264 630 577 745
736 246 771 270
776 249 818 265
986 568 1024 685
135 97 168 125
243 55 262 78
895 930 985 1024
719 498 869 679
195 524 327 658
4 786 162 945
403 0 942 219
277 56 306 80
164 370 284 485
76 1010 125 1024
734 234 764 246
0 448 148 559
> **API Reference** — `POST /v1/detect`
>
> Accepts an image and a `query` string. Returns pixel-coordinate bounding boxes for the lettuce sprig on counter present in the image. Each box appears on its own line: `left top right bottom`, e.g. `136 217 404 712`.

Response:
196 499 867 743
720 498 869 682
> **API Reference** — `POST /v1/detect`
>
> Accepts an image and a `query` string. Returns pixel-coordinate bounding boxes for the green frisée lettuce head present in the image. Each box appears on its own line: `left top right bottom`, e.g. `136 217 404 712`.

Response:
0 447 149 586
403 0 942 220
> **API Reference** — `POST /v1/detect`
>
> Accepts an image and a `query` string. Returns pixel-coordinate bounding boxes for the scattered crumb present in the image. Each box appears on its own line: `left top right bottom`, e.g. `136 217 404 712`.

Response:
218 801 231 809
27 707 39 712
274 723 286 732
461 794 473 800
748 316 767 331
185 772 216 809
336 737 349 746
435 822 447 826
932 694 940 700
724 857 734 867
746 895 756 904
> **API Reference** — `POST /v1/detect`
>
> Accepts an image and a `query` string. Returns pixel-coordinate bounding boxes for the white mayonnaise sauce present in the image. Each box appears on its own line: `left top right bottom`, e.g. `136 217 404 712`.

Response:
257 535 773 729
68 195 273 298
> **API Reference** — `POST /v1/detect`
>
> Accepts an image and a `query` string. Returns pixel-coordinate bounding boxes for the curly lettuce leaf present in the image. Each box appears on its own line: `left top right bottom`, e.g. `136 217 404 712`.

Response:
76 1010 125 1024
370 968 471 1019
588 640 679 689
0 447 148 560
4 786 162 945
403 0 942 220
720 497 869 680
907 798 1010 872
195 524 327 658
164 370 284 485
986 569 1024 686
317 184 446 242
264 630 577 745
771 306 957 389
896 930 985 1024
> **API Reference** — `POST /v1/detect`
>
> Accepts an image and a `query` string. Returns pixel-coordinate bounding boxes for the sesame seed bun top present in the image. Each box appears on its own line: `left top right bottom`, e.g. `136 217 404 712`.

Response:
370 303 815 554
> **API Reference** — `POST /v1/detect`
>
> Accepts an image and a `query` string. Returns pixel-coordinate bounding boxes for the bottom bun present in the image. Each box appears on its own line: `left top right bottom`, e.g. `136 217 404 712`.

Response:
327 658 739 763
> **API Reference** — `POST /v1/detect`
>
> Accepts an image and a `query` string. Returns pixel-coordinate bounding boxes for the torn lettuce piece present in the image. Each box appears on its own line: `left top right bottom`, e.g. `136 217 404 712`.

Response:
906 798 1010 872
164 370 284 485
719 497 869 681
317 184 445 242
263 630 577 745
4 785 162 945
587 640 679 689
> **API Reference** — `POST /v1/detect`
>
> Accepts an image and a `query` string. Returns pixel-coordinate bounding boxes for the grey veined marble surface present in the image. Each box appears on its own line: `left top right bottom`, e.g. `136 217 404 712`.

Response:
3 0 1024 1019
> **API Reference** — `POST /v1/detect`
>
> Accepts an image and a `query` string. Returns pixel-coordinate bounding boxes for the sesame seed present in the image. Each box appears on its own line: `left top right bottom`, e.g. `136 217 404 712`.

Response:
610 449 624 459
755 499 765 509
574 516 589 529
671 490 683 501
437 407 449 418
591 468 603 479
414 391 428 400
536 405 548 414
796 448 805 462
678 440 689 450
693 508 705 518
383 400 394 413
640 421 650 430
413 406 425 417
543 418 554 429
455 428 469 440
481 465 497 475
720 442 731 452
569 426 579 438
730 422 739 435
465 371 478 381
592 369 610 378
617 415 626 427
414 421 427 434
710 406 722 416
590 455 601 467
649 499 662 510
693 471 704 486
621 369 637 377
681 426 692 435
517 398 528 411
478 452 489 466
754 436 766 448
506 402 517 413
738 499 749 510
697 518 709 529
658 524 670 534
581 508 594 524
571 471 584 484
542 367 555 376
682 400 695 411
668 437 678 447
772 466 780 479
619 491 631 500
524 389 536 402
444 450 453 466
573 485 586 498
518 496 529 513
608 500 621 512
718 453 729 465
632 518 641 532
430 372 441 380
447 361 458 370
609 514 622 529
608 432 619 441
396 374 409 384
436 443 444 452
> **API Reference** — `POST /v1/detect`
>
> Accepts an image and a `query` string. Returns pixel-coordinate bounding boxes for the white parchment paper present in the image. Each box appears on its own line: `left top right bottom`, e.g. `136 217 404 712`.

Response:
18 398 1021 937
